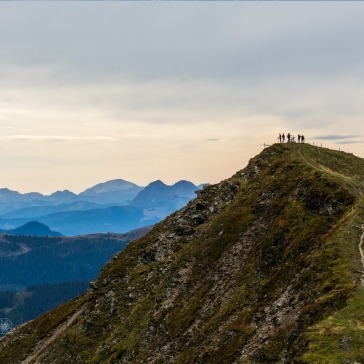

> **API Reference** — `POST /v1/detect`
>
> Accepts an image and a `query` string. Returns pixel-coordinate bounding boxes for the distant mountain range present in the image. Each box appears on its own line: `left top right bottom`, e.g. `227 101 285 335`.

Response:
0 221 62 237
79 179 143 204
0 179 202 236
0 179 142 214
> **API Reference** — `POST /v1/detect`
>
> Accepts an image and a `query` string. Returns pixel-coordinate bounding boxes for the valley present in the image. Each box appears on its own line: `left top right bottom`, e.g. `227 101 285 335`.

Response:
0 227 150 330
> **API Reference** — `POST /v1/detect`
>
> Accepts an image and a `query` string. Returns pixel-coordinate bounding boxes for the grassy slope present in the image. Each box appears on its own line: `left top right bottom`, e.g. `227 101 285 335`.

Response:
0 295 86 362
294 144 364 363
1 143 364 363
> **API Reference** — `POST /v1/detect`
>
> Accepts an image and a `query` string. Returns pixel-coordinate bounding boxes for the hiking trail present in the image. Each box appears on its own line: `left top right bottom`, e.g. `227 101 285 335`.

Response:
296 144 364 286
21 307 84 364
359 225 364 286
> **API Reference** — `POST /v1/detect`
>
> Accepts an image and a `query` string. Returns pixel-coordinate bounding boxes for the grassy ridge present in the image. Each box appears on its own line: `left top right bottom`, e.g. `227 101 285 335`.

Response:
1 143 364 363
293 143 364 363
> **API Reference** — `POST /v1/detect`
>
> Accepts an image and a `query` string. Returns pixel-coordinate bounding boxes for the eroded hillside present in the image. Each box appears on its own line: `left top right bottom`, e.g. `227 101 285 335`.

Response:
1 143 364 363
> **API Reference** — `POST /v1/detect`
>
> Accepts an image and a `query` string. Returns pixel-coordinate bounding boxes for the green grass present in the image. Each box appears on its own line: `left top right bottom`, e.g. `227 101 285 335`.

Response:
0 294 87 363
299 287 364 363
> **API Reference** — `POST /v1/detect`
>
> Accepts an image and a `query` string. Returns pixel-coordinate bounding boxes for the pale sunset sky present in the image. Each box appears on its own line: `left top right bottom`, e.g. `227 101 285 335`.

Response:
0 2 363 194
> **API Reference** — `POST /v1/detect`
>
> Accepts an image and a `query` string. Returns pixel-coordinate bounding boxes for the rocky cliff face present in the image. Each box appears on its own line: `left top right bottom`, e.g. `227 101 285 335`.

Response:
1 143 364 363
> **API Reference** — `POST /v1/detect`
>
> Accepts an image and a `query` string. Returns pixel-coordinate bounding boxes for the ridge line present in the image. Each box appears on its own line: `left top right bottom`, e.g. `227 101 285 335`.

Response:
360 224 364 286
295 144 364 286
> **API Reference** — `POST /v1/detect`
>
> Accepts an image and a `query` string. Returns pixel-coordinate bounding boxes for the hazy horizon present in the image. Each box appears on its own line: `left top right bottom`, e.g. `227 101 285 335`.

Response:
0 176 205 195
1 2 363 194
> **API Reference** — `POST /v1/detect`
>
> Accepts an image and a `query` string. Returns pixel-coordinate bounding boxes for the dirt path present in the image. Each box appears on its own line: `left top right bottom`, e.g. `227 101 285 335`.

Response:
1 243 31 257
296 145 362 193
296 144 364 285
12 243 31 256
359 225 364 286
21 307 84 364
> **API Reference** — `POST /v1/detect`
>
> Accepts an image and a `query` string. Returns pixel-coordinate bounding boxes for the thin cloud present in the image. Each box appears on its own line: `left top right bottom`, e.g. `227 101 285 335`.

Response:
313 133 364 145
335 140 364 145
314 134 361 140
207 138 220 142
1 135 117 141
124 133 162 139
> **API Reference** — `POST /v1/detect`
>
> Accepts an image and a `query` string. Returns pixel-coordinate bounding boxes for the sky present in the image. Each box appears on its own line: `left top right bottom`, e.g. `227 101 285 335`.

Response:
0 2 363 194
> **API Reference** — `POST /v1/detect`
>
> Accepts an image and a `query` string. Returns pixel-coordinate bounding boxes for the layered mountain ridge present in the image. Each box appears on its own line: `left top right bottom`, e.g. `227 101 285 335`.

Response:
0 179 140 210
0 179 200 236
1 143 364 363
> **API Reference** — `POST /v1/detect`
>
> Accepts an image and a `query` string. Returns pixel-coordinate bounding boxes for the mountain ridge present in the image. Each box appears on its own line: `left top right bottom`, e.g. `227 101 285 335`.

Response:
0 178 199 207
1 143 364 363
0 221 62 237
0 179 143 212
131 179 197 209
0 179 200 236
78 179 143 205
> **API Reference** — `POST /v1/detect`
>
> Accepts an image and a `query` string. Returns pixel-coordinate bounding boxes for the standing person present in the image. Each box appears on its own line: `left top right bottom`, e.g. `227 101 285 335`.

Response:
301 135 305 143
278 133 282 143
298 134 301 143
287 133 291 142
282 133 285 142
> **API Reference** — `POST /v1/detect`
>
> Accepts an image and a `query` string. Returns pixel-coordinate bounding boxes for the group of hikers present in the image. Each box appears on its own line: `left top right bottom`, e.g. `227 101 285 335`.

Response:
278 133 305 143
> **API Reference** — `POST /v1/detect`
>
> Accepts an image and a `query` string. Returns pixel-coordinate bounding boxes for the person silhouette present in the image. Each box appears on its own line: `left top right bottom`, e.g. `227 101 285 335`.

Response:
282 133 285 142
301 135 305 143
298 134 301 143
287 133 291 142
